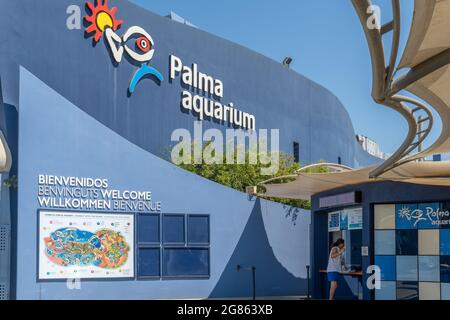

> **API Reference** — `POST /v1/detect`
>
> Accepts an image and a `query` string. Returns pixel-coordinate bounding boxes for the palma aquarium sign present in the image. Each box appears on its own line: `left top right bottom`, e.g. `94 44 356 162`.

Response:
396 203 450 228
169 55 256 130
80 0 256 130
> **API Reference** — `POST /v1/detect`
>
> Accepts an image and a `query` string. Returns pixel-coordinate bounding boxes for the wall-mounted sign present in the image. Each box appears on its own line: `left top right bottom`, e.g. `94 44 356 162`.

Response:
169 55 256 130
347 207 363 230
84 1 163 95
328 211 341 232
340 210 348 230
319 191 362 209
397 203 450 228
327 207 363 232
38 210 134 280
83 1 256 130
37 174 162 213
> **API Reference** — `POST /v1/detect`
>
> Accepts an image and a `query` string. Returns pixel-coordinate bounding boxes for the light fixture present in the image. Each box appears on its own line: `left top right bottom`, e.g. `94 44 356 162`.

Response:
282 56 293 68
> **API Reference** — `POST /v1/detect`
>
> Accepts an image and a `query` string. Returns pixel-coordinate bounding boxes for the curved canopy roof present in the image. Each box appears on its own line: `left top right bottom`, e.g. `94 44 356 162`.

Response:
262 161 450 200
260 1 450 200
0 83 11 173
398 0 450 69
0 131 11 173
397 0 450 160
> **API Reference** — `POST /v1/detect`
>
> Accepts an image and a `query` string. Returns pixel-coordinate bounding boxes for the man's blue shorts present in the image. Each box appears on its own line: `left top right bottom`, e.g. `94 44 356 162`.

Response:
327 272 341 282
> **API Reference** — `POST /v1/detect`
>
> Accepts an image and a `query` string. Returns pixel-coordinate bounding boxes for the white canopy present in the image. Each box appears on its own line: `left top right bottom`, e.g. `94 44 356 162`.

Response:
262 161 450 200
261 1 450 200
398 0 450 159
0 130 11 173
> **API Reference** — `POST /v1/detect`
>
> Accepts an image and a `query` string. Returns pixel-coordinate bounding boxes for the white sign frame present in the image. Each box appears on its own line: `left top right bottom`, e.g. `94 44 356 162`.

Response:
38 210 134 281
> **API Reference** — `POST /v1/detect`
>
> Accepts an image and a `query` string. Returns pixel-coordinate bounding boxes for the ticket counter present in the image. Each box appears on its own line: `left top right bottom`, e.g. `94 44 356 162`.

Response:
314 203 364 299
311 181 450 300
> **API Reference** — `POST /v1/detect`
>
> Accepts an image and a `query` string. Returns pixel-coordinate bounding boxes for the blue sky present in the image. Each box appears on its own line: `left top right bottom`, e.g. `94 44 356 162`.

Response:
129 0 437 155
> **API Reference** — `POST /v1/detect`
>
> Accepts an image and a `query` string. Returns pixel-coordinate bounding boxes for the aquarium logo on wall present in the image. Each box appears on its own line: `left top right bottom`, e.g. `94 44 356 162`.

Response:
81 0 256 130
397 203 450 228
84 0 164 95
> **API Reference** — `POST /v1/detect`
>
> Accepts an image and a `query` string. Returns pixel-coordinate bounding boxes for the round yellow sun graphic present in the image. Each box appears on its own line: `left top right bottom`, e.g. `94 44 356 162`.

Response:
85 0 123 43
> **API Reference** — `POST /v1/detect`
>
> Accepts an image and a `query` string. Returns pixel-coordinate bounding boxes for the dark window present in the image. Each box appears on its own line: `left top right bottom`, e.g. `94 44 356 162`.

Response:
163 214 185 245
138 248 160 278
137 214 161 279
396 229 418 255
293 142 300 163
187 215 209 245
137 214 160 244
396 281 418 300
349 229 362 266
338 156 342 165
441 256 450 283
163 248 209 278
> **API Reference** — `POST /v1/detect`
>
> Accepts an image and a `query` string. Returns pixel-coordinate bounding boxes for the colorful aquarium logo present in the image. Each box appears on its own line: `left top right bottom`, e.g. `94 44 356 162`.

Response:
44 227 129 269
84 0 164 94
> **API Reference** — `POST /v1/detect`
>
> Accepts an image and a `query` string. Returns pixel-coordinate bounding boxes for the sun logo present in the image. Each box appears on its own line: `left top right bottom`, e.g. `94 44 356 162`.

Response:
398 206 411 219
83 1 163 95
85 0 123 43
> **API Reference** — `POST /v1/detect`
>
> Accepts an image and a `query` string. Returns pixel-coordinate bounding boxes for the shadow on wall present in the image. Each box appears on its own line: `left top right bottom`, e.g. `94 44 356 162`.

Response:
209 198 307 298
284 206 302 226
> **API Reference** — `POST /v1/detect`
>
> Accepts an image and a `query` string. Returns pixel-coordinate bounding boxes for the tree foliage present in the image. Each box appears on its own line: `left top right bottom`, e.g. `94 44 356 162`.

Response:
175 143 328 210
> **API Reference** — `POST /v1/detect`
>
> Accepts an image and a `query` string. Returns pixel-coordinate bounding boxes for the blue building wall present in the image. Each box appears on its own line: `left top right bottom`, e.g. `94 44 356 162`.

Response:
12 67 310 299
0 0 379 168
0 0 381 299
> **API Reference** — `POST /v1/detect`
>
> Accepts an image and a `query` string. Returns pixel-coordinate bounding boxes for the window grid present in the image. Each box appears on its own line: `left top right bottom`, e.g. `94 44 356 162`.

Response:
137 214 161 280
187 215 210 246
374 203 450 300
162 214 186 246
162 247 210 280
137 213 210 280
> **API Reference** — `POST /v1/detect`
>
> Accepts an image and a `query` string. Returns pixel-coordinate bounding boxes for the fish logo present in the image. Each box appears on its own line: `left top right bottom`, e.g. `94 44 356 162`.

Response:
84 0 163 95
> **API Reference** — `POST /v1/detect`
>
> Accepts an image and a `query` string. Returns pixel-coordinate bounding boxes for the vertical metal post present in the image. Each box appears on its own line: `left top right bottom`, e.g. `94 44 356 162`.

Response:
306 265 311 300
251 266 256 300
418 115 423 157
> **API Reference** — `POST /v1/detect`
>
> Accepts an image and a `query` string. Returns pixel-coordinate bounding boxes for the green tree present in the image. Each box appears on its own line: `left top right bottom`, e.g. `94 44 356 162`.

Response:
173 142 328 210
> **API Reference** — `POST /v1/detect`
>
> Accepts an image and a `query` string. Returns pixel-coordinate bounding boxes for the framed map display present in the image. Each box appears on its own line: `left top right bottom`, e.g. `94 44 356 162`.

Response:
38 210 134 280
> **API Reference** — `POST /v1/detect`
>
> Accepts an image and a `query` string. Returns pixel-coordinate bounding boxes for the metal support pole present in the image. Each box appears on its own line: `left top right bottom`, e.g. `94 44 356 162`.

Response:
306 265 311 300
418 116 423 154
251 267 256 301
